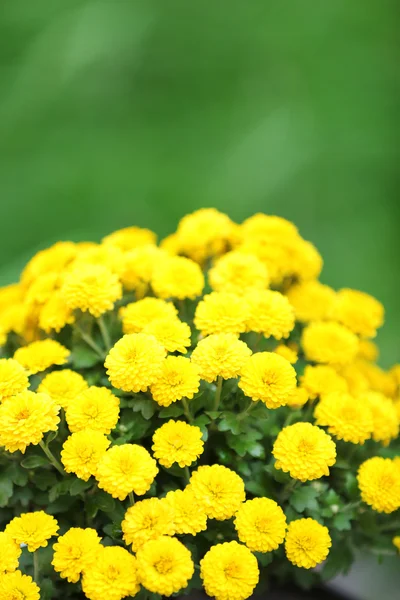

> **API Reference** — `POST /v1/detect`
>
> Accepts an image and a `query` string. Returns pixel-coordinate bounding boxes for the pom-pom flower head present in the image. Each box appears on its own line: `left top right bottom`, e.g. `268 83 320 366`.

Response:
65 386 120 434
285 518 331 568
152 420 204 468
5 511 59 552
143 317 192 353
234 498 287 552
0 571 40 600
165 487 208 535
332 288 384 338
301 321 359 366
0 531 22 573
151 255 204 299
61 264 122 317
52 527 101 583
357 457 400 513
120 297 178 334
82 546 140 600
38 369 88 409
194 292 249 336
0 358 29 401
208 250 270 294
14 339 70 374
189 464 245 520
300 365 348 399
361 390 399 445
191 333 252 382
314 391 374 444
150 355 200 407
61 430 111 480
286 280 336 322
122 497 175 551
245 289 295 339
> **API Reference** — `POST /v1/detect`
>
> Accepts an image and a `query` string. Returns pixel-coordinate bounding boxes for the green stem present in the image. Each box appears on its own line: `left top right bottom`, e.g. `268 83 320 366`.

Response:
39 441 64 475
74 324 105 359
184 466 191 484
98 315 112 351
181 398 193 423
129 492 135 506
282 409 300 429
213 376 223 411
302 401 314 423
33 551 39 584
281 478 299 501
238 400 259 420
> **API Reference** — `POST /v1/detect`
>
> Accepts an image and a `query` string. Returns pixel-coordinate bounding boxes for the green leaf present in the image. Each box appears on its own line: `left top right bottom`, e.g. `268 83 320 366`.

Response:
193 414 211 440
158 405 184 418
45 430 58 445
290 485 319 513
254 552 273 567
71 344 102 368
131 397 157 420
321 541 354 580
333 512 352 531
218 412 242 435
69 478 92 496
39 579 55 600
86 492 115 518
0 475 13 507
5 462 28 486
35 471 58 491
21 455 49 469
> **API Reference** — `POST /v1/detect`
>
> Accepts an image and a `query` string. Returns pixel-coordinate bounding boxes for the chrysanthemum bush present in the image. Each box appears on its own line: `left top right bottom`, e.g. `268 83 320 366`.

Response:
0 209 399 600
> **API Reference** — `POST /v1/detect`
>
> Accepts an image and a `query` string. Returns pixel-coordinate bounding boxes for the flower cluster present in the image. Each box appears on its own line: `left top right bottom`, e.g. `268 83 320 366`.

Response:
0 209 399 600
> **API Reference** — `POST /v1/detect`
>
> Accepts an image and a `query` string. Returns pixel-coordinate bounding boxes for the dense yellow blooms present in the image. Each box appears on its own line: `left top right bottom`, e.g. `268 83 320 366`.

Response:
234 498 286 552
151 255 204 299
143 317 191 353
332 288 384 338
300 365 348 399
14 339 70 374
189 465 245 520
81 546 140 600
52 527 101 583
314 392 374 444
0 531 22 573
65 386 120 434
194 292 249 336
61 430 111 480
38 369 88 409
285 386 309 408
71 244 124 276
165 488 208 535
286 280 336 322
357 457 400 513
361 391 399 445
245 290 295 339
0 358 29 402
191 333 252 382
285 518 331 568
238 352 297 408
358 339 379 362
102 225 156 250
0 571 40 600
122 497 175 551
150 355 200 406
61 264 122 317
39 291 75 332
274 344 298 364
5 511 58 552
20 241 76 288
120 244 164 291
120 298 178 334
208 251 269 294
302 321 359 365
152 420 204 468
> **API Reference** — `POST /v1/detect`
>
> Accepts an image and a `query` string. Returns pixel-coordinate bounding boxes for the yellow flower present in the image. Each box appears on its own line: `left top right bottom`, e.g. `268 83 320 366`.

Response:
120 244 165 291
194 292 249 336
82 546 140 600
152 420 204 468
273 422 336 481
314 392 374 444
52 527 101 583
238 352 297 409
151 255 204 299
189 465 245 520
39 291 75 333
393 537 400 552
234 498 286 552
61 264 122 317
0 391 59 453
361 391 399 445
122 497 175 551
120 298 178 334
208 251 269 294
165 488 208 535
0 327 6 346
61 430 111 481
0 531 22 573
274 344 298 364
285 518 331 569
291 238 323 281
0 358 29 402
14 339 70 374
191 333 252 383
136 536 194 597
200 541 259 600
357 360 397 398
357 457 400 513
65 386 119 434
143 317 192 353
300 365 348 400
245 290 295 340
0 571 40 600
102 225 156 250
240 213 298 241
38 369 88 410
105 333 166 393
301 321 359 366
5 511 58 552
96 444 158 500
150 355 200 407
332 288 384 338
25 272 60 307
285 386 309 408
21 241 77 287
336 363 369 396
286 280 336 322
358 339 379 362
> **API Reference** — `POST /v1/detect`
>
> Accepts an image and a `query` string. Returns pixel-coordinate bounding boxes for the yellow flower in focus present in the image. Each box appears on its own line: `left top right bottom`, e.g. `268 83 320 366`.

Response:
165 488 208 535
151 255 204 300
105 333 166 393
245 290 295 340
66 386 120 434
286 280 336 322
120 298 178 334
5 511 59 552
52 527 101 583
332 288 384 338
152 420 204 468
357 457 400 513
194 292 249 336
38 369 88 410
238 352 297 409
120 245 166 291
61 430 111 481
285 518 331 569
189 464 245 520
102 226 156 251
273 422 336 481
21 242 77 288
234 498 286 553
143 317 192 353
61 264 122 317
361 391 399 445
191 333 252 382
122 497 175 551
274 344 298 364
0 358 29 402
96 444 158 500
150 355 200 407
14 339 70 374
82 546 140 600
301 321 359 366
358 339 379 362
0 391 59 454
0 531 22 573
393 536 400 552
200 540 259 600
285 386 309 408
208 251 269 294
39 291 75 333
0 571 40 600
314 392 374 444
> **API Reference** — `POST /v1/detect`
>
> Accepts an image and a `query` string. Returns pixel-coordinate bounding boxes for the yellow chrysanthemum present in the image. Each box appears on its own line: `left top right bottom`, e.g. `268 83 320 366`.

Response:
120 298 178 334
152 420 204 468
234 498 286 553
65 386 119 434
122 497 175 551
191 333 252 383
332 288 384 338
21 241 77 288
52 527 101 583
393 536 400 552
61 264 122 317
151 255 204 300
357 457 400 513
143 317 192 354
5 511 59 552
361 391 399 445
25 272 60 307
208 251 269 294
61 430 111 481
70 244 124 276
38 369 88 410
0 358 29 402
301 365 349 399
39 291 75 333
285 386 309 408
0 571 40 600
120 244 165 291
102 225 156 251
200 541 259 600
105 333 166 393
0 532 22 573
245 290 295 340
82 546 140 600
240 213 298 241
0 391 59 453
136 536 194 597
150 355 200 407
189 465 245 520
357 360 398 398
286 280 336 323
0 327 6 346
314 392 374 444
165 488 208 535
337 363 369 396
274 344 298 364
273 422 336 481
238 352 297 409
14 339 70 374
96 444 158 500
301 321 359 366
194 292 249 336
358 339 379 362
285 518 331 569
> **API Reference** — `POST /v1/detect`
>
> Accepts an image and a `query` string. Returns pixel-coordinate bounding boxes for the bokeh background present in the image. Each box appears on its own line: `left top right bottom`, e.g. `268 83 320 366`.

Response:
0 1 399 597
